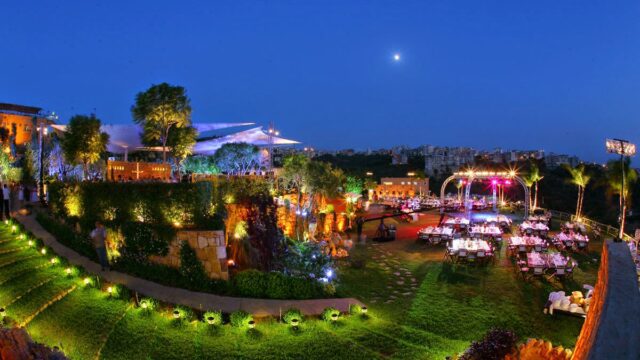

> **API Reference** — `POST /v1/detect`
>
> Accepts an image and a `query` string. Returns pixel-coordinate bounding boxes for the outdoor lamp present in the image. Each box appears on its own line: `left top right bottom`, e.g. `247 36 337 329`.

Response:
83 277 91 285
107 286 113 294
11 225 16 233
40 248 47 255
248 320 256 329
173 310 181 319
141 302 148 309
361 306 368 314
28 240 34 247
206 316 216 325
0 308 5 317
65 267 72 276
50 258 57 264
18 234 25 240
330 313 338 322
290 318 299 327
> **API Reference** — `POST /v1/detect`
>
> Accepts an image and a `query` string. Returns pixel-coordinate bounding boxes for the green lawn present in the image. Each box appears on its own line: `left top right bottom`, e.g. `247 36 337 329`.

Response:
0 215 598 359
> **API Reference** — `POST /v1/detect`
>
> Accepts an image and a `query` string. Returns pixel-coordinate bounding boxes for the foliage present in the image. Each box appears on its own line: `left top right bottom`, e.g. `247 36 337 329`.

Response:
460 328 518 360
178 241 209 287
167 126 197 175
348 304 363 315
171 305 194 322
564 164 592 218
321 307 340 322
230 310 253 327
131 82 192 163
0 151 22 183
213 142 261 177
22 142 37 184
344 176 363 195
183 155 220 175
36 212 96 261
203 310 223 326
60 114 109 180
233 270 327 299
605 158 637 201
138 298 157 312
282 308 303 324
279 241 333 280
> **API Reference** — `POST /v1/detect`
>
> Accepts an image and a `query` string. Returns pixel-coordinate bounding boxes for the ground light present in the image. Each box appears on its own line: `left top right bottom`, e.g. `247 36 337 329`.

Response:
107 286 113 295
290 318 299 328
10 225 16 233
28 240 34 247
331 313 338 322
40 248 47 255
65 267 72 276
248 320 256 329
0 307 5 317
206 316 216 325
50 257 57 265
173 310 181 319
83 277 91 285
361 306 368 314
18 234 25 240
141 302 148 309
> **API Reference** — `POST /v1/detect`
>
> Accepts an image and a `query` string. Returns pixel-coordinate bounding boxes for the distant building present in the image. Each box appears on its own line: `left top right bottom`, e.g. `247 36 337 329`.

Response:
0 103 55 148
545 153 580 169
424 146 476 177
391 146 408 165
374 177 429 198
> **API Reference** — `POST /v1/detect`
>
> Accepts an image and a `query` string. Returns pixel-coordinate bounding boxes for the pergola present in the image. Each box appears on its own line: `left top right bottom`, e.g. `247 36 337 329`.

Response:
440 169 530 217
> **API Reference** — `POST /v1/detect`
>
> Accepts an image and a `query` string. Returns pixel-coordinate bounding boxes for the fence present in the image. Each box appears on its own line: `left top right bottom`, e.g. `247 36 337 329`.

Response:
543 208 634 242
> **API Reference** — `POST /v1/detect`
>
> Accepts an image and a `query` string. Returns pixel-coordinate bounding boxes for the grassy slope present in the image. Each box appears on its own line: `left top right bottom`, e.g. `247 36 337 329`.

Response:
0 216 600 359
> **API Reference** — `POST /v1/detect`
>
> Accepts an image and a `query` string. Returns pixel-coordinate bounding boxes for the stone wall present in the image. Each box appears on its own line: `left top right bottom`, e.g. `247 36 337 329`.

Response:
0 327 68 359
572 240 640 360
149 230 229 280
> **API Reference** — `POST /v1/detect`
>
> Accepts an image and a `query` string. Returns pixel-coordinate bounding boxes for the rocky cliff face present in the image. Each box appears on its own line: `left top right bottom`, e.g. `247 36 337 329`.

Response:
0 327 67 360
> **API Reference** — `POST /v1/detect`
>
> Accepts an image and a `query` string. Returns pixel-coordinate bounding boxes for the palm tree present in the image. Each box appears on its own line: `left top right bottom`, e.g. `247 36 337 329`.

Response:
527 164 544 209
606 158 638 237
522 175 534 210
565 164 591 219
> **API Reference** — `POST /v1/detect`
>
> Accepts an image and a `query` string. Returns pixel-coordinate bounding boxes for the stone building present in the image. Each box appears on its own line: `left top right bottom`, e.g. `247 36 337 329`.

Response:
0 103 54 148
374 177 429 198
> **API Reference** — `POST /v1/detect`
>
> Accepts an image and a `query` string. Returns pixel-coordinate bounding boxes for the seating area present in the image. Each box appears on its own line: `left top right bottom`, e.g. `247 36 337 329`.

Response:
444 239 496 265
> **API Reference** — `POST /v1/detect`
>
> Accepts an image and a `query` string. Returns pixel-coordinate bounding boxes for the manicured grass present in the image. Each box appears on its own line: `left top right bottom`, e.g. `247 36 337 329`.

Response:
0 215 599 359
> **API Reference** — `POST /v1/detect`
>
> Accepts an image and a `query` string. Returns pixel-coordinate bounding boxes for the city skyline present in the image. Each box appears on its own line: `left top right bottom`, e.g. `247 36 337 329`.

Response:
2 1 639 163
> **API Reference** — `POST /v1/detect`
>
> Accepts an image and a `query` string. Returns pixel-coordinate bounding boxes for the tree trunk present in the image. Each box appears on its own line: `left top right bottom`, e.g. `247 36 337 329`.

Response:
575 186 581 218
82 161 89 181
533 182 539 209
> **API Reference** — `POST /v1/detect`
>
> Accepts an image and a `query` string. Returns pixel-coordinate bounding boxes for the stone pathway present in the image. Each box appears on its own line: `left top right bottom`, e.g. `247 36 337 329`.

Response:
367 242 419 304
13 213 363 317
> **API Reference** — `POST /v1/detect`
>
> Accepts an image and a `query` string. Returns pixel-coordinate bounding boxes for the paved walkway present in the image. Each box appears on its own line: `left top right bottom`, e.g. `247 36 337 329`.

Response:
13 212 363 317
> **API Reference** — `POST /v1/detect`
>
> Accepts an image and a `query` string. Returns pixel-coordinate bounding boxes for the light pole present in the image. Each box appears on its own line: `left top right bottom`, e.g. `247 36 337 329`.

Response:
606 138 637 240
267 122 279 172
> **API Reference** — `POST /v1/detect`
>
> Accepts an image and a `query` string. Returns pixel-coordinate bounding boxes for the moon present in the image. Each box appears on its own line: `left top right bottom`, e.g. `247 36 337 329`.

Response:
393 53 401 61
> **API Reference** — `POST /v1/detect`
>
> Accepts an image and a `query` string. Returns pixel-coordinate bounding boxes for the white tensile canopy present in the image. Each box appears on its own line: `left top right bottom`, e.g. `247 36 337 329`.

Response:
50 123 299 154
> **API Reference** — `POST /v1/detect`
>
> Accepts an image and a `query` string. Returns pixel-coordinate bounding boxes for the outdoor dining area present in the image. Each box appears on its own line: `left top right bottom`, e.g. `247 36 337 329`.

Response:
519 220 550 237
553 231 589 251
417 226 454 244
515 251 576 281
443 238 496 265
507 235 548 254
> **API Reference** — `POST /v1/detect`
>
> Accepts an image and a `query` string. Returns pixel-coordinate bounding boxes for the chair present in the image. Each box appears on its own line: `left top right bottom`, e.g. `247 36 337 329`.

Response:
525 229 533 236
457 249 468 263
519 263 530 279
532 267 544 276
534 244 542 252
555 267 566 278
430 236 441 245
443 247 455 262
518 245 527 253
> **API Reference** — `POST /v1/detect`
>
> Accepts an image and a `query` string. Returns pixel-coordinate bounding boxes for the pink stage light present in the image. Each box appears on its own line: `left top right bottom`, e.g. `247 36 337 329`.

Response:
505 180 512 185
491 179 498 185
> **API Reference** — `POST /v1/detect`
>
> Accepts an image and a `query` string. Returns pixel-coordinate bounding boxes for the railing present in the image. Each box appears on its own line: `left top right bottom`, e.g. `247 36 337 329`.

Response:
542 208 634 242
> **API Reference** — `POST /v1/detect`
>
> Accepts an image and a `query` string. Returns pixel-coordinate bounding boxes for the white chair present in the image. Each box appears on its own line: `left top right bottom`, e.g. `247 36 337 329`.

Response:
533 267 544 276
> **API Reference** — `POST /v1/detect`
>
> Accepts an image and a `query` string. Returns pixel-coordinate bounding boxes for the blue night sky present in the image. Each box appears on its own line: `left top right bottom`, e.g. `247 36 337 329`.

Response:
2 1 639 162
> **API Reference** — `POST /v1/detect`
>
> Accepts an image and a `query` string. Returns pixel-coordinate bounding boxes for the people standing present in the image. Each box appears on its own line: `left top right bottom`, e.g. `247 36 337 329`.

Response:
2 184 10 220
90 221 110 271
17 184 24 209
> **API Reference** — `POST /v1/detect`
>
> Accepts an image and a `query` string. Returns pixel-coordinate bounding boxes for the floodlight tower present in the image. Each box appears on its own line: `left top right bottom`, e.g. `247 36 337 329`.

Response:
605 138 637 240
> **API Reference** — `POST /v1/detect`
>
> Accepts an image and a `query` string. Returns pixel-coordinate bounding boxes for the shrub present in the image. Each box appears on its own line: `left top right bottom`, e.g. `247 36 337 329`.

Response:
321 307 340 322
282 308 303 324
234 270 268 298
349 304 363 315
460 328 518 360
138 298 157 313
171 305 193 322
203 310 223 326
179 241 209 287
230 310 253 327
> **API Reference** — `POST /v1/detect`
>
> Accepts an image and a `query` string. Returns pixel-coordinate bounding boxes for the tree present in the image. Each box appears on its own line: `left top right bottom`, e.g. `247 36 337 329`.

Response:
183 155 219 175
60 114 109 180
280 154 310 214
0 151 21 183
213 142 260 177
606 158 638 236
522 175 534 210
167 126 197 177
526 164 544 209
565 164 591 219
131 83 192 163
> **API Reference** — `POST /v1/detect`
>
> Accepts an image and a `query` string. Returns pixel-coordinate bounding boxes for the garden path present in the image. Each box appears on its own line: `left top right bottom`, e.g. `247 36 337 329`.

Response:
13 212 363 317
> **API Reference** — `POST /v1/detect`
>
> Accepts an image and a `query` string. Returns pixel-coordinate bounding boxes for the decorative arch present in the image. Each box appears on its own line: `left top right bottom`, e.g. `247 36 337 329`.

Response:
439 170 530 217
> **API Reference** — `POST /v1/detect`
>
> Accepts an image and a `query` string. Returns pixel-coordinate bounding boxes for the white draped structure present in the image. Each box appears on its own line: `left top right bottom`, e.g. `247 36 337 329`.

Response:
51 123 300 155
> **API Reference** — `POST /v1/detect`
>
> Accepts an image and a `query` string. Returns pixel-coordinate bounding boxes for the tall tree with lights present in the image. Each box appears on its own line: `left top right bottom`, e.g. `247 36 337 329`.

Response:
131 82 192 163
60 114 109 180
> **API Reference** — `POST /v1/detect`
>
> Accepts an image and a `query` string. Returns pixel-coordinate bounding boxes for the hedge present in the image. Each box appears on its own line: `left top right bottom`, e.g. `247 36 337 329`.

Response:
233 270 328 300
